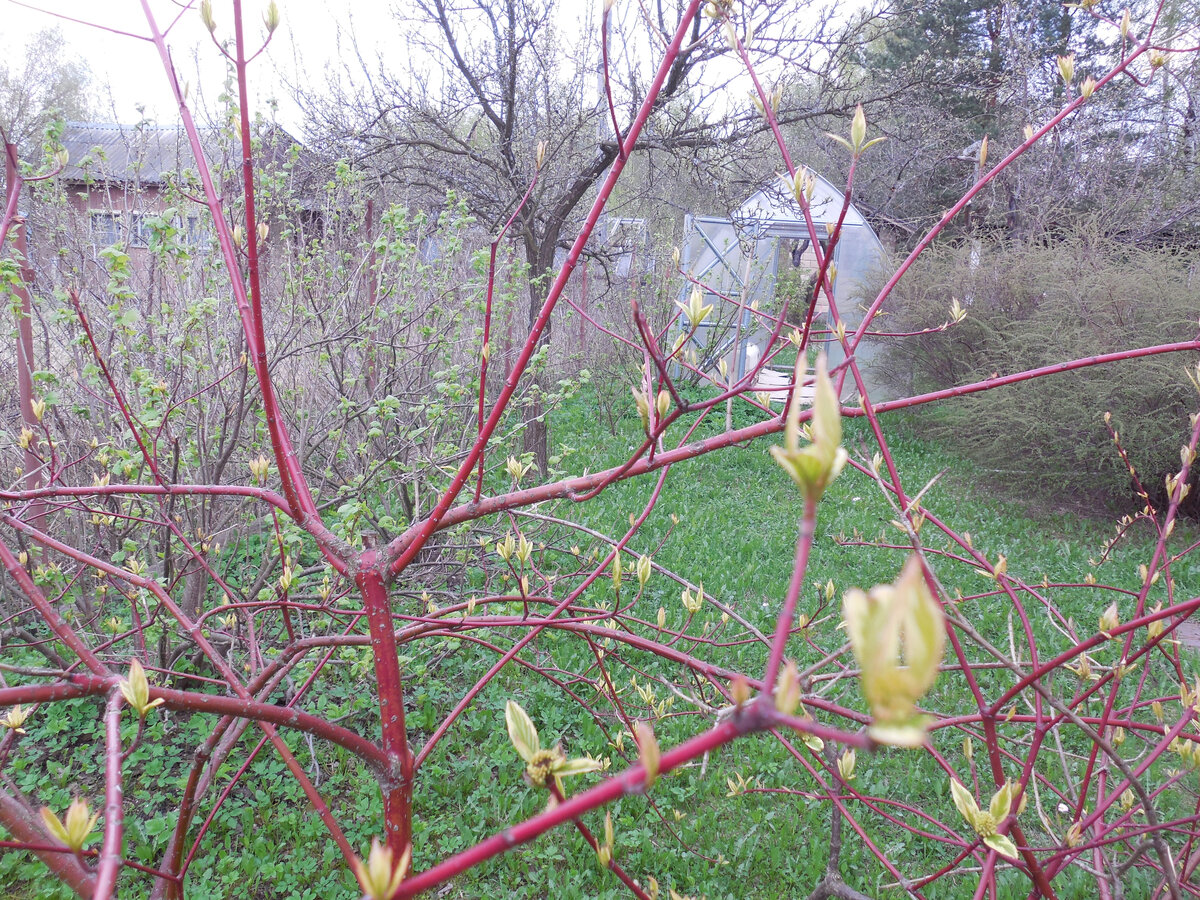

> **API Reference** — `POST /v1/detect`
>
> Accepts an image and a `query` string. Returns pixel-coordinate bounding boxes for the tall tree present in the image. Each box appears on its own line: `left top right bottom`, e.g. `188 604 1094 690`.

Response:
822 0 1134 241
298 0 857 470
0 28 90 153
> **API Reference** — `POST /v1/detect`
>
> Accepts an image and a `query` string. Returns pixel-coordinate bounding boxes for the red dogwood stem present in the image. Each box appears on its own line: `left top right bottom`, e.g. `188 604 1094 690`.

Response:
396 715 745 897
357 556 414 854
93 691 125 899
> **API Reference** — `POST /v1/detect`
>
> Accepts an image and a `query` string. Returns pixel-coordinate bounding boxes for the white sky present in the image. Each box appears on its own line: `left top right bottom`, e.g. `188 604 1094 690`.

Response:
3 0 799 137
2 1 686 126
3 1 400 132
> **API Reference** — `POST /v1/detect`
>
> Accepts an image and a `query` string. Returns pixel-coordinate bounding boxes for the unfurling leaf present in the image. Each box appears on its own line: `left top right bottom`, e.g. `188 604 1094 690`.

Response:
597 810 615 867
504 702 598 792
352 837 410 900
838 748 856 781
200 0 216 33
774 659 801 717
950 779 1020 860
119 659 165 718
0 705 31 734
1099 602 1120 636
505 455 531 484
843 555 944 745
656 390 671 421
632 387 651 432
637 554 652 588
983 833 1019 859
988 781 1014 823
828 104 884 156
770 353 847 500
505 700 540 763
850 104 866 150
40 799 99 853
676 287 713 329
730 675 752 707
951 778 980 826
1057 54 1075 84
635 721 660 789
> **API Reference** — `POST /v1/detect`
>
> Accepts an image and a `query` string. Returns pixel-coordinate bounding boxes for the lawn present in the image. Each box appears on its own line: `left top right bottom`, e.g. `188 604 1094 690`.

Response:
3 385 1192 899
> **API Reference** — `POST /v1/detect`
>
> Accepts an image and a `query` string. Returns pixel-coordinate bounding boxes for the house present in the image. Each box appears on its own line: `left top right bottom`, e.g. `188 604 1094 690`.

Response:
59 122 217 253
46 121 324 266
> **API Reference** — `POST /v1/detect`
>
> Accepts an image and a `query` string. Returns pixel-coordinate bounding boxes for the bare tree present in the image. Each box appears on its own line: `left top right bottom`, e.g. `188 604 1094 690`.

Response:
297 0 872 470
796 0 1200 245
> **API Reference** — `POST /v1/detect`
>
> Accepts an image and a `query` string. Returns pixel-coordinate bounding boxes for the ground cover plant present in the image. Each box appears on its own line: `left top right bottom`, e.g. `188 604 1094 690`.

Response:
9 402 1188 899
2 1 1200 899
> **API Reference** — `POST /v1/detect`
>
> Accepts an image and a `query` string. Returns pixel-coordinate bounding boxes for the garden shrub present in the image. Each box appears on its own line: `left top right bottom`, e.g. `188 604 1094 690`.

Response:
6 5 1200 899
878 230 1199 510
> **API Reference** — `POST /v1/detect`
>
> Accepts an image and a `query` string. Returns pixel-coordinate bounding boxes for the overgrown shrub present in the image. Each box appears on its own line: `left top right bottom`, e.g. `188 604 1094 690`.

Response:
877 231 1199 509
6 4 1200 900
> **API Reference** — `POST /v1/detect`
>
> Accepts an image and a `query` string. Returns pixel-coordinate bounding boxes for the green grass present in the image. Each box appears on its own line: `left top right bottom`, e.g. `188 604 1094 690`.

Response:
3 386 1193 898
518 386 1192 898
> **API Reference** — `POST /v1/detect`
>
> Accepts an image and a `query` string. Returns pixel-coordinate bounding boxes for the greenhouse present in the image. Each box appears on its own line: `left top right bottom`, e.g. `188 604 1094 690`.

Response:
676 170 890 401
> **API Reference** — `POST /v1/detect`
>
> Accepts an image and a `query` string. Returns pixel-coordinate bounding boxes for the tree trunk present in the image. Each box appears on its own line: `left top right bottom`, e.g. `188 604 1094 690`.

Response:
520 228 561 473
522 272 551 473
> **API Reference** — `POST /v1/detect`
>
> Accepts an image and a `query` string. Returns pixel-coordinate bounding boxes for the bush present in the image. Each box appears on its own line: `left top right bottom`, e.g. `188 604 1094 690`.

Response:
877 231 1199 510
5 5 1200 900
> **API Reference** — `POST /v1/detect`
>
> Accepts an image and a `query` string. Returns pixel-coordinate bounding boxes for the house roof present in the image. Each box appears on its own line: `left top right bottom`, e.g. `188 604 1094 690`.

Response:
60 123 218 185
59 123 324 196
737 172 872 234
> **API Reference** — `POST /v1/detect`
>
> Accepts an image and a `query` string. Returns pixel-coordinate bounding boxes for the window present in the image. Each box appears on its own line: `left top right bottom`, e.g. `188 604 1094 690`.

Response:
90 212 122 245
184 217 207 245
129 214 153 248
89 211 149 247
89 211 210 248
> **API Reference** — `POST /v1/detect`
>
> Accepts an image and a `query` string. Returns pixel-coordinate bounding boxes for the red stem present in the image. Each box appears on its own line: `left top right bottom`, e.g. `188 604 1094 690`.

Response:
0 785 96 897
414 467 672 770
356 557 413 854
384 0 706 580
397 715 746 897
601 9 627 161
139 0 320 529
546 782 649 899
94 691 125 899
0 679 388 771
763 492 818 693
474 173 540 501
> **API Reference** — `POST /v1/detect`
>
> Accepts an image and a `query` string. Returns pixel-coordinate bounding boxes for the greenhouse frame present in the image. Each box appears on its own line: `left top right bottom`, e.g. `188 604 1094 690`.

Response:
676 170 890 402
